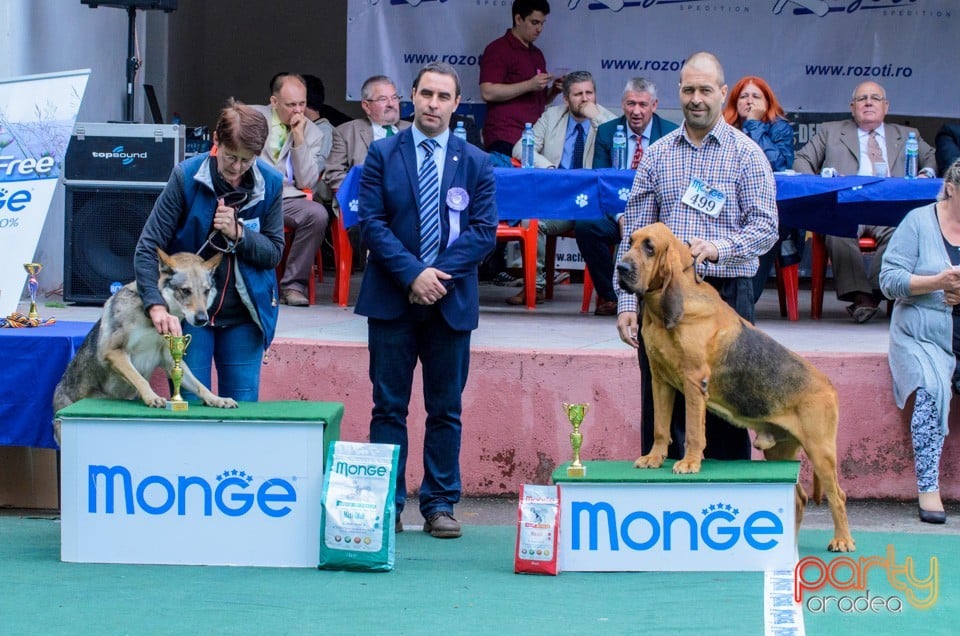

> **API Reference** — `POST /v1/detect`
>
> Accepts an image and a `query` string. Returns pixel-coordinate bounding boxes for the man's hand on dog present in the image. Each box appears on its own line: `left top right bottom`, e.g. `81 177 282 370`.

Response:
617 311 640 349
409 268 451 305
687 237 718 265
149 305 182 337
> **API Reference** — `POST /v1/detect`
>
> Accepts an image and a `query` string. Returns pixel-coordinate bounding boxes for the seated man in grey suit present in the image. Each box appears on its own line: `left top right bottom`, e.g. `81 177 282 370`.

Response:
506 70 615 305
794 80 935 323
578 77 678 315
323 75 411 197
252 72 329 307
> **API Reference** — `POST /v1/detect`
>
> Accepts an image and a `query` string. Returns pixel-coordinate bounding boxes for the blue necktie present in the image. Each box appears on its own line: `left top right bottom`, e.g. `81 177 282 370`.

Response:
418 139 440 265
571 122 585 170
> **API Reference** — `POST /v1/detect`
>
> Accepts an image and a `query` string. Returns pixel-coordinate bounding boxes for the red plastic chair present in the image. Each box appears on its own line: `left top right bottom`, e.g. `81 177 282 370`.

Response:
809 232 890 319
544 231 599 312
774 261 800 321
496 220 540 310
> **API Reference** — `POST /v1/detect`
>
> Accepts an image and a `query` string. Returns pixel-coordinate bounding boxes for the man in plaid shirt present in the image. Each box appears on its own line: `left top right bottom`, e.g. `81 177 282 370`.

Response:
614 51 778 461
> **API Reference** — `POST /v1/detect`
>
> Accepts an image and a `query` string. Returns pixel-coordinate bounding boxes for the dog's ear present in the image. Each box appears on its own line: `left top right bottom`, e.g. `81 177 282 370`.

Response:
156 248 175 277
660 241 685 330
204 252 224 271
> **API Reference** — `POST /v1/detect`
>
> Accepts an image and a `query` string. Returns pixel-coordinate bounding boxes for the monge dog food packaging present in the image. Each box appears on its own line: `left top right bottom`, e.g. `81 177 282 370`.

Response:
318 441 399 572
514 484 560 575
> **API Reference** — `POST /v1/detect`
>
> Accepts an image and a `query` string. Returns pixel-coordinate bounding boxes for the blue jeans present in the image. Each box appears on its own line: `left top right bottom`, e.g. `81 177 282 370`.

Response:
182 322 264 402
367 308 471 518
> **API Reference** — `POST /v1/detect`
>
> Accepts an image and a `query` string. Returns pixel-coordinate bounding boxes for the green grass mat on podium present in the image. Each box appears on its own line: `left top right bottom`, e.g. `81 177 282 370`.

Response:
56 398 342 455
553 460 800 484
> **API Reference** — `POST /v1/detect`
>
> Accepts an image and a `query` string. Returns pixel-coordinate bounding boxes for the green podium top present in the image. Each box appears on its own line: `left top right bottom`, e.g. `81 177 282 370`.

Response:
56 398 343 470
552 460 799 484
57 398 343 426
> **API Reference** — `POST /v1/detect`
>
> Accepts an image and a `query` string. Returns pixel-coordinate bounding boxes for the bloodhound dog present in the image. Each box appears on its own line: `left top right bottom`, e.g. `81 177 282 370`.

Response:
617 223 854 552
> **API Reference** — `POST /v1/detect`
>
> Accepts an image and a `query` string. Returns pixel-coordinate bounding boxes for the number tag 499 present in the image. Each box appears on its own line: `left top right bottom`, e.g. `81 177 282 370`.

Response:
681 178 726 218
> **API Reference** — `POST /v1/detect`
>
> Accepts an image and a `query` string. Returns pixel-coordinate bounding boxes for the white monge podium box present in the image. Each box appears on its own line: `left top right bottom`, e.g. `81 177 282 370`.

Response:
553 460 799 572
58 399 342 568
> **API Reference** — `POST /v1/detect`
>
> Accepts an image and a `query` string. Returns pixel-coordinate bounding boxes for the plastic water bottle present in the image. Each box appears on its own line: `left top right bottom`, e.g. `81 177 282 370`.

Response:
453 120 467 143
612 124 627 169
110 281 123 295
521 123 535 169
904 132 919 179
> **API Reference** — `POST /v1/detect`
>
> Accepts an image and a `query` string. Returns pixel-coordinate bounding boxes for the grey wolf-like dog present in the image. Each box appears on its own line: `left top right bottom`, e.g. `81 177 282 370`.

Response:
53 249 238 440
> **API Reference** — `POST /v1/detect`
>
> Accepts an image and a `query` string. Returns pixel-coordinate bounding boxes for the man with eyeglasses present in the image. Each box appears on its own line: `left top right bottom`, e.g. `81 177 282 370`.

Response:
323 75 412 196
794 80 936 323
252 72 329 307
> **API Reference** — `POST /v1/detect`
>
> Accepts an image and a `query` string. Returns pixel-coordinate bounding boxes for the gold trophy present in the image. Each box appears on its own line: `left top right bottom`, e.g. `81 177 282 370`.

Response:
164 333 192 411
23 262 42 321
563 402 589 478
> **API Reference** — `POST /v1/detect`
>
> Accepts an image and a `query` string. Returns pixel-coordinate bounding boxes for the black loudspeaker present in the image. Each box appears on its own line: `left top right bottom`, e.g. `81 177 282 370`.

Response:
63 184 162 304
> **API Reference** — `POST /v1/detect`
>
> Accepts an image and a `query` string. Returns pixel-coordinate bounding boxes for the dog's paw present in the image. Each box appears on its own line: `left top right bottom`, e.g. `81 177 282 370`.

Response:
827 536 856 552
634 454 664 469
672 458 702 474
143 394 167 408
205 396 239 409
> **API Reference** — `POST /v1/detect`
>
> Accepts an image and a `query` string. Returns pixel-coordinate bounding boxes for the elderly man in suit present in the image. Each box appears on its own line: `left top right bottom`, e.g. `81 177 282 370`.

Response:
252 73 328 307
578 77 678 315
794 80 936 323
505 70 616 305
356 62 497 539
323 75 412 195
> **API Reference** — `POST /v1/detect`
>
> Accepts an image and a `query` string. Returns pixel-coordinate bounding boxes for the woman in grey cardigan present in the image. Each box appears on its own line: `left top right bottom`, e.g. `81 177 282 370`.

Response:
879 159 960 524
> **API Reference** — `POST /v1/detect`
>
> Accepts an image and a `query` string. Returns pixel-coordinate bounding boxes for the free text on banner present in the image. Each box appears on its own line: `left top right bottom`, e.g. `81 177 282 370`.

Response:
0 70 90 316
346 0 954 116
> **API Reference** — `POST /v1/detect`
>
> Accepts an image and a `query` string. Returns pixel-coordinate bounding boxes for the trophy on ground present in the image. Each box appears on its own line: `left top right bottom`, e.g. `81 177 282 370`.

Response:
23 262 42 321
562 402 589 477
163 333 192 411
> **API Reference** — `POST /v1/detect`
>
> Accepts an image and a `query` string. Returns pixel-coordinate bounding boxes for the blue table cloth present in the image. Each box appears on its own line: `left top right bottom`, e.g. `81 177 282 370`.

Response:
335 166 940 238
0 320 93 448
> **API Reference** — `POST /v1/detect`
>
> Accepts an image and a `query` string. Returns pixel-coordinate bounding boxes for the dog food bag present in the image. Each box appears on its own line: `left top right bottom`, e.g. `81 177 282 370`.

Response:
318 441 399 572
514 484 560 575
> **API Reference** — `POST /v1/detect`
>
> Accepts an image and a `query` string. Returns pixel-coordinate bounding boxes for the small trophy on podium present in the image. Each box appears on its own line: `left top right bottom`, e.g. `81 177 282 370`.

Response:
23 262 42 321
563 402 589 478
163 333 192 411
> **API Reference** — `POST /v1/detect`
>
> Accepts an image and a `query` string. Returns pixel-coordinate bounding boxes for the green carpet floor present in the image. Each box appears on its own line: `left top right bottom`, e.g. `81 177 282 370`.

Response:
0 517 954 635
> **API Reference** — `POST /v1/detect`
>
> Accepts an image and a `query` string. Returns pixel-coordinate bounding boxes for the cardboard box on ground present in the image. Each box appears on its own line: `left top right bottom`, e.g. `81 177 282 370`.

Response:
0 447 58 509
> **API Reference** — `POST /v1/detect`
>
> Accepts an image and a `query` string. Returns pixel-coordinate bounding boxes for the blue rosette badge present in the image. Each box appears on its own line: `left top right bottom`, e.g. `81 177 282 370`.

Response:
446 187 469 212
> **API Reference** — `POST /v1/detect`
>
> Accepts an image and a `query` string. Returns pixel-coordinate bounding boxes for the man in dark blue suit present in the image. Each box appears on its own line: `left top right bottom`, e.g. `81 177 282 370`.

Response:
577 78 678 315
356 62 498 539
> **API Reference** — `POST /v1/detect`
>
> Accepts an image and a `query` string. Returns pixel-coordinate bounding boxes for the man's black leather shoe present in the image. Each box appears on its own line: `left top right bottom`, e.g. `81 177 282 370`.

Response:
423 511 462 538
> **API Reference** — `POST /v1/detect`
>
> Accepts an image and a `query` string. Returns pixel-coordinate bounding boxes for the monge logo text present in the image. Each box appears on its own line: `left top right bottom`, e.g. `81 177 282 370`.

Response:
87 465 296 518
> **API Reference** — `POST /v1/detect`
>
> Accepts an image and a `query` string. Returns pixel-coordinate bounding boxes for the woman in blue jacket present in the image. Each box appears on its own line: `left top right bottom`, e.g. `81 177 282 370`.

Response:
134 99 285 401
723 76 798 301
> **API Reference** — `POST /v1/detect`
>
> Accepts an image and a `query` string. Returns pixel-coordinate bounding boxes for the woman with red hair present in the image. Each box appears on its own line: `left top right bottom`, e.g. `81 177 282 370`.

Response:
725 76 798 300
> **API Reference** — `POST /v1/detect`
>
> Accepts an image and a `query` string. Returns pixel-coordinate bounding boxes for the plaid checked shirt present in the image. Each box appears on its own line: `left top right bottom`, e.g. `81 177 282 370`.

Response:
615 119 778 314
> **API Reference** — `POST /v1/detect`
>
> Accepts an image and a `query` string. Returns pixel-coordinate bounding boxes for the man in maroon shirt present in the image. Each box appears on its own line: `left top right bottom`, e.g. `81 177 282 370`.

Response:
479 0 562 155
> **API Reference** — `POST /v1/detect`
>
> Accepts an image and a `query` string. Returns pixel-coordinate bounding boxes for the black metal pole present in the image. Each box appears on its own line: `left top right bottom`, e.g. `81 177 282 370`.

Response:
124 6 139 122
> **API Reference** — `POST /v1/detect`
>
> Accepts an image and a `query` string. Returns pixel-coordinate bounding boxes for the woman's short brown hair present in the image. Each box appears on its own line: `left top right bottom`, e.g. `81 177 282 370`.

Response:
214 97 268 156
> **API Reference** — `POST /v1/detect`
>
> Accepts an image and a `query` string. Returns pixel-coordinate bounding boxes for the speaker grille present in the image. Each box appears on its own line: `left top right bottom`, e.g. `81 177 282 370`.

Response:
64 185 162 304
